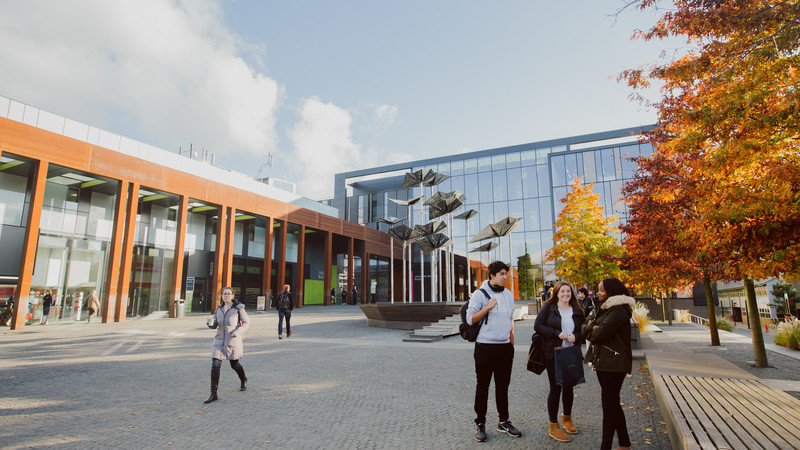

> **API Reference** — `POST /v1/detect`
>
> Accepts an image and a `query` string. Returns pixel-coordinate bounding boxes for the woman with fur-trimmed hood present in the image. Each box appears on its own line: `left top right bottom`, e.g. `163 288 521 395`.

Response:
582 277 634 450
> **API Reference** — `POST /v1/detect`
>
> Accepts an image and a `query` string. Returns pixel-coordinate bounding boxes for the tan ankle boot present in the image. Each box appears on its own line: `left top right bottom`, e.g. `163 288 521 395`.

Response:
548 421 571 442
561 415 578 434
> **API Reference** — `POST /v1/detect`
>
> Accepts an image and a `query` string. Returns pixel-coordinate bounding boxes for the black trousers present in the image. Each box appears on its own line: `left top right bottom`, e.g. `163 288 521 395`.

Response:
473 342 514 424
545 358 574 423
597 370 630 449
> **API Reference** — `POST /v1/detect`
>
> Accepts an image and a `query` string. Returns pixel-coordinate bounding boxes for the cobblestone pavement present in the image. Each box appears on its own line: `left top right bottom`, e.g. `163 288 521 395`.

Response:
2 305 671 449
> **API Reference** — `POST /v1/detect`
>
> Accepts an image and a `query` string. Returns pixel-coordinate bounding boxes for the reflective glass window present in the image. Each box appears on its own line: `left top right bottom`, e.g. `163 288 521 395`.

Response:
464 158 478 174
600 148 616 181
536 148 550 165
565 153 581 185
508 200 523 222
582 151 597 183
640 142 654 157
479 174 494 203
520 149 537 166
525 232 543 267
492 154 506 171
521 166 537 198
620 145 640 179
479 203 494 230
506 167 523 200
437 161 451 174
537 165 550 197
523 198 540 231
492 171 508 202
494 202 508 222
464 173 479 205
553 186 568 217
506 152 521 169
477 156 492 172
451 160 464 176
551 155 566 186
539 197 553 230
450 175 465 195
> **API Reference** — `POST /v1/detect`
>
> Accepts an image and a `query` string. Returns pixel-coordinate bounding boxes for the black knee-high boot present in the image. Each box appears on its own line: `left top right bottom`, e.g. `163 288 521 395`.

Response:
205 361 221 403
231 360 247 391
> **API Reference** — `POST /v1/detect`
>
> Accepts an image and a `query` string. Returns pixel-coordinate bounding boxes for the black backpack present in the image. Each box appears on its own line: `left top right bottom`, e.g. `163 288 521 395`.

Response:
459 288 492 342
277 292 291 311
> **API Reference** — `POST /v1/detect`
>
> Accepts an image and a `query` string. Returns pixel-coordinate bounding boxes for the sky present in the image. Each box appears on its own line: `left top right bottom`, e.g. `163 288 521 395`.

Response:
0 0 679 200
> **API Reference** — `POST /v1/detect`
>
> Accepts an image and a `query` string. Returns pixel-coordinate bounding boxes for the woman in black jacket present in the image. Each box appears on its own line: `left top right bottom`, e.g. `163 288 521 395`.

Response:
582 277 634 450
533 281 585 442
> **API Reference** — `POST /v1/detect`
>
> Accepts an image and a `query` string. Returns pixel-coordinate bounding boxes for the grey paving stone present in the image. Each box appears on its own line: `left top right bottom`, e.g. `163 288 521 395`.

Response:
1 306 671 449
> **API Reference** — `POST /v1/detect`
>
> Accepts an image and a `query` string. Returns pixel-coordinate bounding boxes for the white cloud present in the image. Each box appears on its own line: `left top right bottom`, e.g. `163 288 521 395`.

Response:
288 97 363 199
0 0 281 159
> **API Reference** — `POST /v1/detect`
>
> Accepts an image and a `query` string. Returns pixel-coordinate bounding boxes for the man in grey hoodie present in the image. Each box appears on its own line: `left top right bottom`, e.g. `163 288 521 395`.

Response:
466 261 522 442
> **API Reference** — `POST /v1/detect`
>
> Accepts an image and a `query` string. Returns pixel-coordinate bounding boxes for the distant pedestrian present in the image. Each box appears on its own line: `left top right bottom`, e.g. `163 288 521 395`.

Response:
0 296 13 326
204 287 249 403
41 290 54 325
578 287 594 320
87 290 100 323
583 277 634 450
341 288 348 305
352 285 359 305
277 284 294 339
534 281 585 442
331 288 336 304
467 261 522 442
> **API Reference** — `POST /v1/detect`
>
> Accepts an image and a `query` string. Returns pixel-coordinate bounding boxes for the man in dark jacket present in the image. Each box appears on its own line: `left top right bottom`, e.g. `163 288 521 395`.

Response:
41 290 54 324
277 284 294 339
578 288 594 320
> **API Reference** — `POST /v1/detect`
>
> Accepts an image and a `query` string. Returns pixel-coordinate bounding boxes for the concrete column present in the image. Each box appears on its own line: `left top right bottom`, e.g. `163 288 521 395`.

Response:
11 160 48 330
115 183 139 322
347 237 354 304
276 220 287 292
223 206 235 288
323 231 332 306
296 224 305 307
102 180 129 323
212 204 227 313
262 216 273 307
168 195 188 318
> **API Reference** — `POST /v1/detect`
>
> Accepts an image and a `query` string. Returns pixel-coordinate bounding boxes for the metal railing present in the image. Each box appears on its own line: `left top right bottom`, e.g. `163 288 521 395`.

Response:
688 314 708 326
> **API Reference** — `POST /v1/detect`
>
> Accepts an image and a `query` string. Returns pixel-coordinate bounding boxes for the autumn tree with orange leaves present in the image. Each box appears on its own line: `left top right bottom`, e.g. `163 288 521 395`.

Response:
544 178 624 287
621 0 800 366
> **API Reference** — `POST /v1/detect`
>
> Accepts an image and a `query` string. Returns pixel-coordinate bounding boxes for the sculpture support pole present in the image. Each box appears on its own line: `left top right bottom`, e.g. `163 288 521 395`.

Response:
465 221 471 297
408 203 413 303
508 234 514 300
390 238 394 304
402 241 406 303
419 182 425 303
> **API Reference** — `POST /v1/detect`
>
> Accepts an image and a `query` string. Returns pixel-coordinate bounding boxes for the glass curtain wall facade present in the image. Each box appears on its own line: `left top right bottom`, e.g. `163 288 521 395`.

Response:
336 128 653 300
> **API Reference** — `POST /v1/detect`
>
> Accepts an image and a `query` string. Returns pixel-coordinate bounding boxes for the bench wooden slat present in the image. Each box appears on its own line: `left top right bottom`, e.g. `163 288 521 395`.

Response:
674 375 740 449
733 379 800 425
685 376 774 450
679 376 748 449
663 375 718 449
721 379 800 444
654 374 703 450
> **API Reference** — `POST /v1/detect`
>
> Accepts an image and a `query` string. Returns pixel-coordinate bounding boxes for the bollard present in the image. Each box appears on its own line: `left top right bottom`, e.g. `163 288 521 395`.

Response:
765 323 769 333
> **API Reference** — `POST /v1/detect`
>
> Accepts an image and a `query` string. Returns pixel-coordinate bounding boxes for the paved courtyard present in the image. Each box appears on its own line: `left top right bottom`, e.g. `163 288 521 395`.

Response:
2 305 671 449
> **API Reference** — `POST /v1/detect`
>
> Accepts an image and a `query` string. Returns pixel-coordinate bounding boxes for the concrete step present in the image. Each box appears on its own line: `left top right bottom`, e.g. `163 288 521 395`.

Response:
403 334 442 343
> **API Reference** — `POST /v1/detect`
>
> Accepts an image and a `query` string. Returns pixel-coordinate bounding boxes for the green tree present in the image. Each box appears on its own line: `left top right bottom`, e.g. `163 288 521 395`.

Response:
544 178 624 286
771 281 800 316
517 246 536 300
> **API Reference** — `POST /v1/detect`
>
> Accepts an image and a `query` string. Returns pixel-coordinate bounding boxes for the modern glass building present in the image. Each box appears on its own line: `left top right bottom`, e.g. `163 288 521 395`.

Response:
0 95 394 330
332 126 655 301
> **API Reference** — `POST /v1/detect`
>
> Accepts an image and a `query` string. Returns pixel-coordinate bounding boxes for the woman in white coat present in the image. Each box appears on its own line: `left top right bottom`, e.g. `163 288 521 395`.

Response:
204 287 249 403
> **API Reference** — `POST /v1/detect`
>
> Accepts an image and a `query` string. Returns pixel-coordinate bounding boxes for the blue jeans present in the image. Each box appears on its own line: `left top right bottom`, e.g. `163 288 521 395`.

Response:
278 310 291 335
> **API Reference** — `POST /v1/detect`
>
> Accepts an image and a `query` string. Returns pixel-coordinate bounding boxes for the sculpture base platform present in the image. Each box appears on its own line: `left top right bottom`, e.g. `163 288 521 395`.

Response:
360 302 463 329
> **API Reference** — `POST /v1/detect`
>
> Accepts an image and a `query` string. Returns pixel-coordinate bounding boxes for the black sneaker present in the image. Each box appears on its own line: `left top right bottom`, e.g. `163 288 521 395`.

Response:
475 423 487 442
497 420 522 437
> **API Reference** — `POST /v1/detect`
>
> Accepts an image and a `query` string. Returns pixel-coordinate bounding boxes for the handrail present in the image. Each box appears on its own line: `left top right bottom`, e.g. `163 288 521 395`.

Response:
688 314 708 326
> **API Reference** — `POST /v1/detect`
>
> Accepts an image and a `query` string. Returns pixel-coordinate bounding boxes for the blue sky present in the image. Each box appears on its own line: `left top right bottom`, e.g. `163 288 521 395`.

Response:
0 0 676 199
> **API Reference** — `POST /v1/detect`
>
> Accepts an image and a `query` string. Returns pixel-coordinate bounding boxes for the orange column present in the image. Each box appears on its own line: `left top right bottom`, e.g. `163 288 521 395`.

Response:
102 180 129 323
223 206 235 288
262 216 273 308
11 160 48 330
115 183 139 322
361 249 369 305
323 231 332 306
276 220 287 292
212 204 227 312
347 237 354 305
296 225 305 307
169 195 188 318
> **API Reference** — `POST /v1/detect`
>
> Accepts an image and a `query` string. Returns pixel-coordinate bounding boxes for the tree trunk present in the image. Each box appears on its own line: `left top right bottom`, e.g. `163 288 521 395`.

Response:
744 275 769 367
665 290 673 326
703 272 720 346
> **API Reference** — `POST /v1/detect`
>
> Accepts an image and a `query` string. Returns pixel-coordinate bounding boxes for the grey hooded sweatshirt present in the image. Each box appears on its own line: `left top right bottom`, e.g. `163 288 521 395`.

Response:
466 280 515 344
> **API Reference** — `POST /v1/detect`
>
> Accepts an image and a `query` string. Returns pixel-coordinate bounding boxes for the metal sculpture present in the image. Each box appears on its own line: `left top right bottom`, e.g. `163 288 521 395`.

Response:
455 209 479 296
379 217 405 303
388 196 422 302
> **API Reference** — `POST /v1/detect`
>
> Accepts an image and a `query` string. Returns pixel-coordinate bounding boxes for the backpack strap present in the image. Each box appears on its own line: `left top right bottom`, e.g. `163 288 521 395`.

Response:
477 288 490 324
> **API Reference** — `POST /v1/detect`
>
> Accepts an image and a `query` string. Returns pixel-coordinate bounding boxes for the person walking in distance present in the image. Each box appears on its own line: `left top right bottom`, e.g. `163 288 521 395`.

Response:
87 289 100 323
277 284 294 339
204 287 249 403
341 288 348 305
583 277 634 450
466 261 522 442
534 281 585 442
352 285 358 305
41 290 54 325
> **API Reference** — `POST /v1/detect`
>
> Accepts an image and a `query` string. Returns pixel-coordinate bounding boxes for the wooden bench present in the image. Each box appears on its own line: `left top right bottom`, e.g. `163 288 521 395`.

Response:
653 374 800 449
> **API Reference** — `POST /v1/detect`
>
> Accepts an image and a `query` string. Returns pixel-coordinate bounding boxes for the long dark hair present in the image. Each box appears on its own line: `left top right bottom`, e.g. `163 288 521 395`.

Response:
601 277 629 298
546 281 583 313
